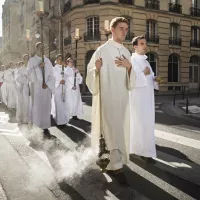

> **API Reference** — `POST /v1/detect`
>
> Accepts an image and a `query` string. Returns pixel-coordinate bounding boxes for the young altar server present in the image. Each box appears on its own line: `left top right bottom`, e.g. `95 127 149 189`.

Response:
3 62 17 109
65 57 83 120
51 54 70 125
86 17 136 185
27 42 55 131
16 55 30 123
129 35 160 163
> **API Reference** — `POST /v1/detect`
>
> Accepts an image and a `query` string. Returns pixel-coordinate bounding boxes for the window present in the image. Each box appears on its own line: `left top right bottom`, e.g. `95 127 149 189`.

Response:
84 16 100 41
169 23 181 45
147 53 157 75
168 54 179 82
191 26 200 41
189 56 200 83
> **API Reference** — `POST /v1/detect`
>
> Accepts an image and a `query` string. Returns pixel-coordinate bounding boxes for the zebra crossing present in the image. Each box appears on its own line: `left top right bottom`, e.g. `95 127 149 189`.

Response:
0 104 200 200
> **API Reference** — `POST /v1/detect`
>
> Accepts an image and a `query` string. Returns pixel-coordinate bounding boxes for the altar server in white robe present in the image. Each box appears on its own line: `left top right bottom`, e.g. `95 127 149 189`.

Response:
129 36 160 163
1 65 7 105
51 54 70 125
4 62 17 109
16 55 30 123
0 66 4 103
86 17 136 184
65 57 83 120
27 42 55 130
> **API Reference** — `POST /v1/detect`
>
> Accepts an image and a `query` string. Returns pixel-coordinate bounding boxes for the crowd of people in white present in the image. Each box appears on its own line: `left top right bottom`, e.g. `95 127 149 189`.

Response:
0 16 161 186
0 42 83 134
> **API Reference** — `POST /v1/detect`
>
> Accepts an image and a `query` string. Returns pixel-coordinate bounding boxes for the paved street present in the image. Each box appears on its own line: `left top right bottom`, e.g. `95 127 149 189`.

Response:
0 96 200 200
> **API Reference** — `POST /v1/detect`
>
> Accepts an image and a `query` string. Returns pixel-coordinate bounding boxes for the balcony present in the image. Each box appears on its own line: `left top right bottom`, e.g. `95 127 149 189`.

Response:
64 36 72 46
125 32 135 42
119 0 134 5
190 7 200 17
145 0 160 10
146 34 159 44
169 3 182 14
169 37 182 46
190 40 200 48
64 1 71 13
84 0 100 5
84 31 101 42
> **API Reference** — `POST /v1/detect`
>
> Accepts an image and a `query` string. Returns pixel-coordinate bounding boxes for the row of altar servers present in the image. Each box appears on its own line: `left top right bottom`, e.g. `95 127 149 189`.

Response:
0 57 83 129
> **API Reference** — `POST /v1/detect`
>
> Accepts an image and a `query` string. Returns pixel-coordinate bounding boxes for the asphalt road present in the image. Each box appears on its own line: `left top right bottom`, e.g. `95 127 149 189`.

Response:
0 96 200 200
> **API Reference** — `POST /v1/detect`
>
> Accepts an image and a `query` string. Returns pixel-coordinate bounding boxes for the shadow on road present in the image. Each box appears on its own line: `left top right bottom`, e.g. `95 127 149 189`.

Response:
129 155 200 200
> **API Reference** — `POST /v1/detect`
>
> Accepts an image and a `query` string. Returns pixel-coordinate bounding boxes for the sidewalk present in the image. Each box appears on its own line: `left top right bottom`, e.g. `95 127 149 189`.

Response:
161 97 200 121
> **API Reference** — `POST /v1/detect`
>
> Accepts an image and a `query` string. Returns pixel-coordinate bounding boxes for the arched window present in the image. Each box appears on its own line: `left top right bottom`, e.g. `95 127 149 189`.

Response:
146 53 157 75
189 56 200 84
168 54 179 82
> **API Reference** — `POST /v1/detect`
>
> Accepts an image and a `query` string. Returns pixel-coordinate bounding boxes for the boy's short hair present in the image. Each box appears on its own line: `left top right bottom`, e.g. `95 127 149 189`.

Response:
35 42 42 49
110 17 129 29
132 35 146 46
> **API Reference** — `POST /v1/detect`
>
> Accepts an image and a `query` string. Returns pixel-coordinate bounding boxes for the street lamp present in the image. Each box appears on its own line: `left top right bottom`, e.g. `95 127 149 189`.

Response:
34 0 49 87
104 20 111 41
26 29 30 57
74 28 82 67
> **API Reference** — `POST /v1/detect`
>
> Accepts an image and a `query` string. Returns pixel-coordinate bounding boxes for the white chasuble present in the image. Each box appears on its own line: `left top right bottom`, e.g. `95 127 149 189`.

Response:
27 55 55 129
86 39 136 164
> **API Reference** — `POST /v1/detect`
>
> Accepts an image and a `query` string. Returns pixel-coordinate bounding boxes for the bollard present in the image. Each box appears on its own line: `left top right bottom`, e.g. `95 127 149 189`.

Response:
186 97 189 114
182 85 185 100
173 92 176 106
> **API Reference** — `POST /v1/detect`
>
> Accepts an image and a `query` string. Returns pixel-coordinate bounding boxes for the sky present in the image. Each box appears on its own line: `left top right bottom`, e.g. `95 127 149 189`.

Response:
0 0 5 37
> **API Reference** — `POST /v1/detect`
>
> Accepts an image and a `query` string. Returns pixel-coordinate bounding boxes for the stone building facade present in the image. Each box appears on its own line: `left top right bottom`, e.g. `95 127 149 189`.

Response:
1 0 200 92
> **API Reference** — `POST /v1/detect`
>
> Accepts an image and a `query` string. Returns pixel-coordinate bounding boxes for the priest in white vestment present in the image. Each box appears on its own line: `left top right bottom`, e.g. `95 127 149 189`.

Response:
86 17 136 184
65 57 83 120
0 65 7 105
51 54 70 125
129 36 159 163
4 62 17 109
27 42 55 130
0 66 4 103
16 55 30 123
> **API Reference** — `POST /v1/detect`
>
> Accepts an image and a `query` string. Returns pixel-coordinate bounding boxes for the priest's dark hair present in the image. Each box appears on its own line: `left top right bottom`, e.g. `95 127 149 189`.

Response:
110 17 129 29
132 35 146 46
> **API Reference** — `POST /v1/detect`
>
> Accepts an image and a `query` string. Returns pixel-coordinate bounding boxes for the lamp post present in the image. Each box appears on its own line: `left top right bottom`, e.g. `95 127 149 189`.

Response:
74 28 82 67
34 0 49 87
104 20 111 41
26 29 30 57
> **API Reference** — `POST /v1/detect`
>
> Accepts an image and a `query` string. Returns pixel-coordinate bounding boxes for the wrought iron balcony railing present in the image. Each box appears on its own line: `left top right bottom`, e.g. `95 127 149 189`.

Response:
125 32 135 42
84 0 100 5
190 7 200 17
145 0 160 10
169 3 182 14
64 1 71 13
146 34 159 44
119 0 134 5
169 37 182 46
64 36 72 46
84 31 101 42
190 40 200 48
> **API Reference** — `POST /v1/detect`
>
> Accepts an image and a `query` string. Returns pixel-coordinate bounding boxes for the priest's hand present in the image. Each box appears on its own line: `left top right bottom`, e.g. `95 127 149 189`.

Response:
60 80 65 84
95 58 102 72
40 62 45 68
115 56 132 71
42 83 48 89
143 67 150 75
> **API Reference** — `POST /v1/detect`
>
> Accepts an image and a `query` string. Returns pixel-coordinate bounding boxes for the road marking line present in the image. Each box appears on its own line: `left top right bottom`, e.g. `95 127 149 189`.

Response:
155 129 200 149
